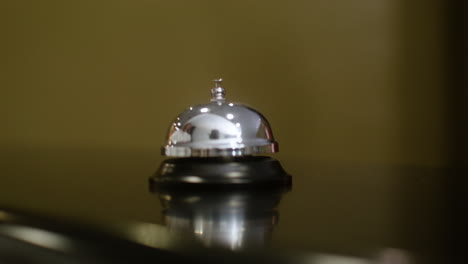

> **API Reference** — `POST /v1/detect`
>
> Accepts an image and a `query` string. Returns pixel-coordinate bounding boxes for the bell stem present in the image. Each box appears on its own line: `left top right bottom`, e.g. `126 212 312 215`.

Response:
211 78 226 102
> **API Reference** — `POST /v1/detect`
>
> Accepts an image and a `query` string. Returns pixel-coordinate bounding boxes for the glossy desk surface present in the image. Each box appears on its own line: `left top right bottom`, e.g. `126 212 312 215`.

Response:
0 147 462 263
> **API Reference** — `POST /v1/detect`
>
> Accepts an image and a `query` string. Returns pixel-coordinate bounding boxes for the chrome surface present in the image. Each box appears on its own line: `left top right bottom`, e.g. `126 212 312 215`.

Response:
158 188 286 250
163 79 278 157
210 78 226 102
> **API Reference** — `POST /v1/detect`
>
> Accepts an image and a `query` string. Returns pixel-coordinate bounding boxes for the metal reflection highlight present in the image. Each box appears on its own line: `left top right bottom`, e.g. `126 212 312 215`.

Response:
0 224 73 251
155 187 288 251
162 79 278 157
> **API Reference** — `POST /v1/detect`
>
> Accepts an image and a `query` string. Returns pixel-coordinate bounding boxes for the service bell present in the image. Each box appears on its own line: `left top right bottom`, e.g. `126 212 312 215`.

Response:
151 79 291 187
162 79 278 157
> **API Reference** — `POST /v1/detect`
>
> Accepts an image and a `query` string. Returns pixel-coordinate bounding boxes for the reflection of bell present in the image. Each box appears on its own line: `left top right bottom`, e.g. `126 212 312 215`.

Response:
151 79 291 186
153 186 289 250
163 79 278 157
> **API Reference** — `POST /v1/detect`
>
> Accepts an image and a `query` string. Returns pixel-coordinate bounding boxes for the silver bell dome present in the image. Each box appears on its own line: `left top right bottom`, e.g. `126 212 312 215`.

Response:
163 79 279 157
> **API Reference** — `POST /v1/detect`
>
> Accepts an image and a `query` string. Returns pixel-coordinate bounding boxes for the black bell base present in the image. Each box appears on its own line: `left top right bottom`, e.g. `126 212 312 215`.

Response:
149 156 291 190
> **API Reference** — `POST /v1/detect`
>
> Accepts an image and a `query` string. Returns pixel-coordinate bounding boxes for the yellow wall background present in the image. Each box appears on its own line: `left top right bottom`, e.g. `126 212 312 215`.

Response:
1 0 450 166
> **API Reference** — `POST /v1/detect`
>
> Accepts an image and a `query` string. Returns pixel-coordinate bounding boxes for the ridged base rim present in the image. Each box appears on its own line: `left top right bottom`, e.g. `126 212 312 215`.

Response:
162 142 278 157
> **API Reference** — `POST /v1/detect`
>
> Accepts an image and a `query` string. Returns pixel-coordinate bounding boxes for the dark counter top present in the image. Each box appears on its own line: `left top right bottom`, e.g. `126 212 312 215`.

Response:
0 147 463 263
